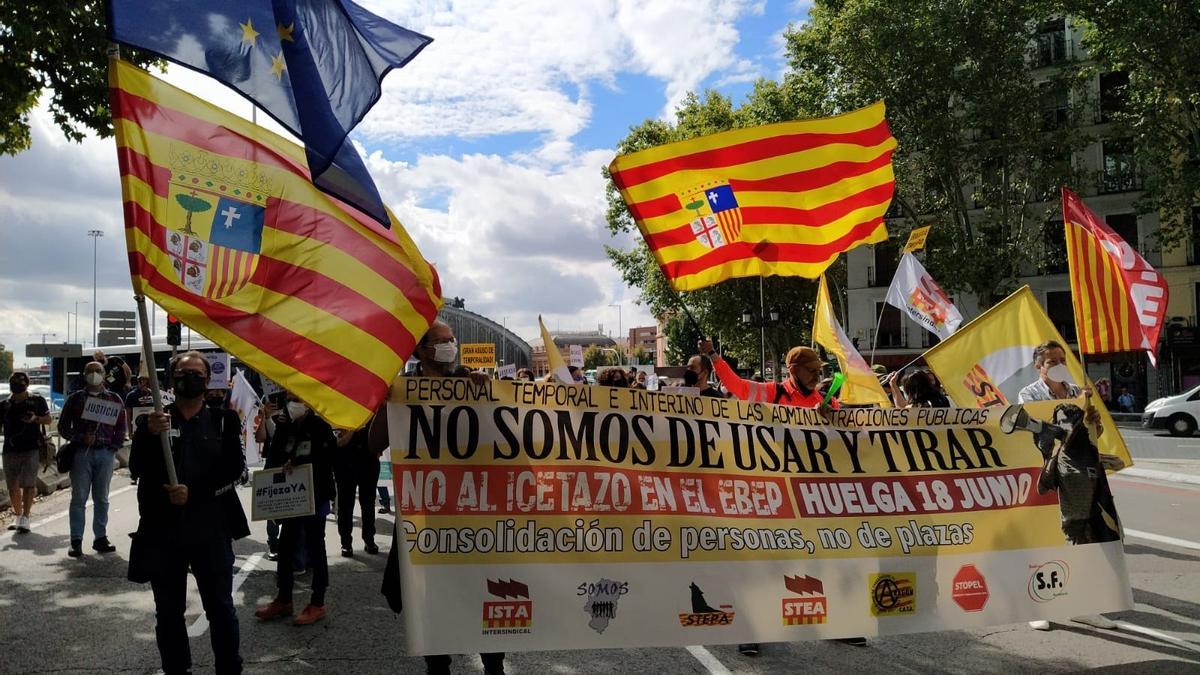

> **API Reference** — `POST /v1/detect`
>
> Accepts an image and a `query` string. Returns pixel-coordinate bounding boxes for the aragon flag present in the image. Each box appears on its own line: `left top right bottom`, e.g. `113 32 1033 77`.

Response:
109 58 442 429
608 103 897 291
1063 187 1168 365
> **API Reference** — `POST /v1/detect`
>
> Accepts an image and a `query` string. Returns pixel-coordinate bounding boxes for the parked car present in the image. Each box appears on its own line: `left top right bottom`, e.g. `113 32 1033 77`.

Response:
1142 385 1200 436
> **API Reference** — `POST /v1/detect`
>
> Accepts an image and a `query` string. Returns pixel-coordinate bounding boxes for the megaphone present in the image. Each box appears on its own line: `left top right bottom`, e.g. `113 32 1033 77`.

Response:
999 405 1045 435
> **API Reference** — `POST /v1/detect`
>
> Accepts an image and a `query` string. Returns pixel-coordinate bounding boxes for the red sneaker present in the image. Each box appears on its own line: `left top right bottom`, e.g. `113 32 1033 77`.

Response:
293 604 326 626
254 599 293 621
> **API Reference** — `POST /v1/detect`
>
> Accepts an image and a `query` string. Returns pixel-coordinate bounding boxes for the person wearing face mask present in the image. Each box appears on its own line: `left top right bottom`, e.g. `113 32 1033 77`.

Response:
93 349 133 398
58 361 128 557
130 350 248 675
683 354 723 397
369 320 505 675
255 392 337 627
1 372 52 533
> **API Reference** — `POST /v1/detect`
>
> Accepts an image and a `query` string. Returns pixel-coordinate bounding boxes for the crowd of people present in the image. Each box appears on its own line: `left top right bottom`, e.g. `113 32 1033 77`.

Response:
0 329 1116 674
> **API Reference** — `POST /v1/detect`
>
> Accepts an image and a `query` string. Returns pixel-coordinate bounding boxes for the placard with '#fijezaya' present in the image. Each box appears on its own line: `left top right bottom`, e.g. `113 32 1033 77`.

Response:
250 465 316 521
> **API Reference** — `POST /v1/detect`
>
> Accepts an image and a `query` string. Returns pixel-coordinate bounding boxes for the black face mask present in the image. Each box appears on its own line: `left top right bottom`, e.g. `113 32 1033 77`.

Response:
174 372 208 399
683 370 700 387
205 396 225 409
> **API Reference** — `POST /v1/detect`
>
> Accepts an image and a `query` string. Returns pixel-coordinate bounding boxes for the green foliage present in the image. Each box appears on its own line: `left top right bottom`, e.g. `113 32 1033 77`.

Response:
582 344 651 370
0 0 159 154
174 194 213 213
0 349 13 380
1069 1 1200 250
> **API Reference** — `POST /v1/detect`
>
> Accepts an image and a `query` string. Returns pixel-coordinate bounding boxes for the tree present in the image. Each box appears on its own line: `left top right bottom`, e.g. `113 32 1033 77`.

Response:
0 1 158 154
1068 1 1200 250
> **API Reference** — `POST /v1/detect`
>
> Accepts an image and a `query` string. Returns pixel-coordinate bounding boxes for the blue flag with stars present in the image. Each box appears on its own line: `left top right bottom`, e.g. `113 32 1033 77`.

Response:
108 0 432 227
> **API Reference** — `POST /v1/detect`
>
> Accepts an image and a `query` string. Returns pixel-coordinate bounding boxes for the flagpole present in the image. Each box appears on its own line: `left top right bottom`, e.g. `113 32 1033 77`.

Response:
135 295 178 486
758 276 768 378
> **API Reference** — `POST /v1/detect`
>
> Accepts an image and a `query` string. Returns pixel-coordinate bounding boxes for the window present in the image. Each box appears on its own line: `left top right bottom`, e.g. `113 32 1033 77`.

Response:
976 156 1004 206
1101 139 1140 193
1099 71 1129 123
1037 146 1072 201
922 331 942 349
876 302 905 348
1105 213 1138 249
1039 84 1069 130
1035 18 1068 67
1044 219 1068 274
1046 291 1076 341
871 240 899 287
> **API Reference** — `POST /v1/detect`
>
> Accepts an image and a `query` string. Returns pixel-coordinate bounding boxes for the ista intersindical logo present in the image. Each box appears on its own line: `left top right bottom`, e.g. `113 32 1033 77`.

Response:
482 579 532 635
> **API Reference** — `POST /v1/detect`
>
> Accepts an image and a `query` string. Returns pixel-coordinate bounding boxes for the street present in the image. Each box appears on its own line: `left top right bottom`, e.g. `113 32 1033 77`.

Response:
1 430 1198 674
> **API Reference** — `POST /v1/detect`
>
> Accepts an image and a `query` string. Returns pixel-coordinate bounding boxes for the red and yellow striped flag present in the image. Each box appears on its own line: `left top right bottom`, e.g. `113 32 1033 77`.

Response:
608 103 897 291
109 58 442 429
1063 187 1168 365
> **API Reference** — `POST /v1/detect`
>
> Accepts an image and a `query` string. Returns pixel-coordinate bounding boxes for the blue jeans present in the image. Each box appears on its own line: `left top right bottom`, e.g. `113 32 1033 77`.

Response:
70 447 115 541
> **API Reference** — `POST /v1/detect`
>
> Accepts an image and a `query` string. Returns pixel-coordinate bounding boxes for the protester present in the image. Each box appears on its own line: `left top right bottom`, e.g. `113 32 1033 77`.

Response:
568 365 587 384
1095 377 1111 404
888 370 950 408
334 425 381 557
596 368 630 388
684 354 724 398
516 368 535 382
633 370 648 389
93 349 132 398
377 486 392 514
124 374 155 486
697 339 855 652
58 360 127 557
369 320 504 675
257 396 307 570
1 372 51 533
1016 340 1109 631
130 350 247 675
255 392 337 626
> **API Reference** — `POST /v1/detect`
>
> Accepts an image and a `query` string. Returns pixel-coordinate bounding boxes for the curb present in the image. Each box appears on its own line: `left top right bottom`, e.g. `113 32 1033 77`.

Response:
1119 467 1200 486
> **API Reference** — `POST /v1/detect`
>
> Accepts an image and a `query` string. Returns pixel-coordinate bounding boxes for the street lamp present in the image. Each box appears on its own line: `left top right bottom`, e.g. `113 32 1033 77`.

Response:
608 303 622 341
73 300 89 344
741 306 781 379
87 230 104 347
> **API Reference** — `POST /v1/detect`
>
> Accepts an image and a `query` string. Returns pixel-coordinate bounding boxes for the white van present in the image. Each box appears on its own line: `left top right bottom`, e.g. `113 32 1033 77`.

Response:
1142 385 1200 436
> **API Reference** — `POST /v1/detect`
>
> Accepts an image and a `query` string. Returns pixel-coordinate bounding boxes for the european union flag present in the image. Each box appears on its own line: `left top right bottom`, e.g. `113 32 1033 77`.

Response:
108 0 432 227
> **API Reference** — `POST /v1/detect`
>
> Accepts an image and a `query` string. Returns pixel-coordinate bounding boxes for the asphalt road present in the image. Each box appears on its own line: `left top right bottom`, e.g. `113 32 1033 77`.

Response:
1 433 1198 674
1121 426 1200 462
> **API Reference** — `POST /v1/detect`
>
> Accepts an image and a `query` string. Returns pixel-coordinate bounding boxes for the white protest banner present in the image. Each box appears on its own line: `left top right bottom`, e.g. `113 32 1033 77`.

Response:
206 352 232 389
497 364 517 379
230 369 263 466
81 396 123 426
250 465 315 521
260 377 283 398
569 344 584 368
884 253 963 341
387 379 1132 655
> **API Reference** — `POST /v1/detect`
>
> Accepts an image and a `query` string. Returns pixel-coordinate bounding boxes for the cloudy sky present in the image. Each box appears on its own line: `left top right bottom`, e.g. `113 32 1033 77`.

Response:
0 0 811 367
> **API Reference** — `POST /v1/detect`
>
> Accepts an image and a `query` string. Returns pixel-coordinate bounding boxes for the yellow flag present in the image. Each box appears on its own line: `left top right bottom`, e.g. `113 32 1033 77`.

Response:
813 275 891 406
923 286 1132 468
902 225 931 253
538 316 574 382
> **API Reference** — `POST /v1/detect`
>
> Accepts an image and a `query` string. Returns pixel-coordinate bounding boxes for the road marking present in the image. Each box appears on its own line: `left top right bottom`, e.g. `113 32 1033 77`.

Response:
4 484 138 538
1115 468 1200 487
1125 529 1200 551
1114 620 1200 654
188 552 264 637
686 646 732 675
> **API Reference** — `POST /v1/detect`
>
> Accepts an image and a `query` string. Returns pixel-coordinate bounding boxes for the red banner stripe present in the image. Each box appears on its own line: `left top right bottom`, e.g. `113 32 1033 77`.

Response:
124 200 420 361
645 182 893 252
127 247 384 410
116 146 172 197
612 120 894 188
661 218 883 278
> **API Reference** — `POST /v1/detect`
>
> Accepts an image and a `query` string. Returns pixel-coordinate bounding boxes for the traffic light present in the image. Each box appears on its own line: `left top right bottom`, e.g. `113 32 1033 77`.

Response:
166 315 181 347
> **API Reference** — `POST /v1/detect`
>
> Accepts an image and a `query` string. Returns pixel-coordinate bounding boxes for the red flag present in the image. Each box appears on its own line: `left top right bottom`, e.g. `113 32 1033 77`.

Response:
1062 187 1168 365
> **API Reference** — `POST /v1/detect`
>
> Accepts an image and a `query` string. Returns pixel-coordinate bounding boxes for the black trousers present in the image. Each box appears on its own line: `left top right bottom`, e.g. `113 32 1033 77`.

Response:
277 514 329 605
335 455 380 547
149 535 242 674
425 653 505 674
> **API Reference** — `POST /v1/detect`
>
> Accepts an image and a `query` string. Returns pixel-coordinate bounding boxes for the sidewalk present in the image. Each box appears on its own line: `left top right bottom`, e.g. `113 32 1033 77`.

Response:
1122 458 1200 486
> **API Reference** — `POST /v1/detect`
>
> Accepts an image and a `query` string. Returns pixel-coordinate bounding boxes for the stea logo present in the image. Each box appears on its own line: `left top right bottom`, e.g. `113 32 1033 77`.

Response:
482 579 532 635
679 582 735 627
870 573 916 616
1028 561 1069 603
781 575 828 625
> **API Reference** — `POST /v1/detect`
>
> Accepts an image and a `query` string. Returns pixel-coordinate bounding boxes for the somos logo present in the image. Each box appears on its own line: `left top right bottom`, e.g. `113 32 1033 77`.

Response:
483 579 532 635
1028 561 1069 603
679 582 735 627
782 575 827 625
870 573 916 616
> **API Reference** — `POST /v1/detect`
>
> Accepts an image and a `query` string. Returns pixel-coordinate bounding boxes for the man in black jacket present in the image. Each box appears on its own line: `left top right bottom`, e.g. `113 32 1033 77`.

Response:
254 392 337 626
130 350 248 675
334 425 381 556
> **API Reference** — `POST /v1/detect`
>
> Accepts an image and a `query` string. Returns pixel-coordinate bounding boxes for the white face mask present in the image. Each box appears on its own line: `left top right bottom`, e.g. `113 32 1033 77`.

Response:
433 342 458 364
286 402 309 420
85 372 104 387
1045 363 1073 385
